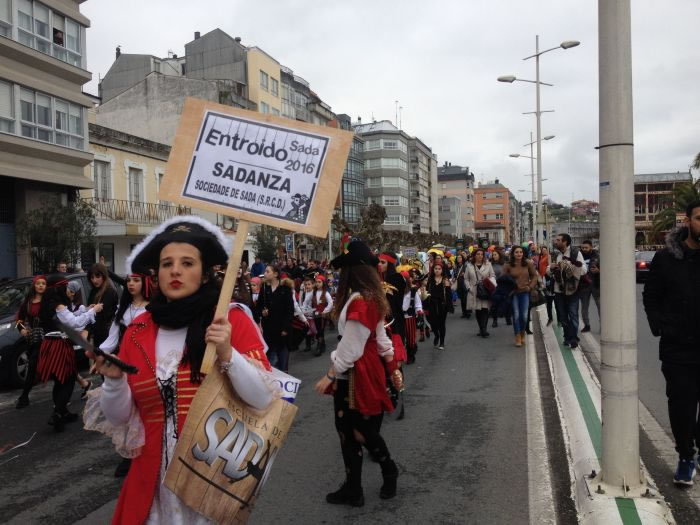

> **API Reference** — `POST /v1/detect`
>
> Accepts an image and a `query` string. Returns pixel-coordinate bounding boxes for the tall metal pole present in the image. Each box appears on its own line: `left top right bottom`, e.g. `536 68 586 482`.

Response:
598 0 641 488
530 131 536 240
535 35 544 246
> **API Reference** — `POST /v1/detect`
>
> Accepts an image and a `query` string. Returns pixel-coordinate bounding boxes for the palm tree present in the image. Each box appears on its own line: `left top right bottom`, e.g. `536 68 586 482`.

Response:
651 180 700 237
693 152 700 171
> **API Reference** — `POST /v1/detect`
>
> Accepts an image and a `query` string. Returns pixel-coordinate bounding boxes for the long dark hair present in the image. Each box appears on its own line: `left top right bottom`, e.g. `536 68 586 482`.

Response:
18 279 44 320
332 264 389 321
509 246 529 267
39 285 70 327
114 275 144 325
88 263 114 303
471 249 485 265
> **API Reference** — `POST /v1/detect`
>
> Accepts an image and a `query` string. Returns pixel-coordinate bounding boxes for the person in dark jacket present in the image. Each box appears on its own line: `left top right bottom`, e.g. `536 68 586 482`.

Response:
256 264 294 371
579 240 600 333
426 262 453 350
453 254 469 318
378 252 406 343
87 263 119 348
643 200 700 486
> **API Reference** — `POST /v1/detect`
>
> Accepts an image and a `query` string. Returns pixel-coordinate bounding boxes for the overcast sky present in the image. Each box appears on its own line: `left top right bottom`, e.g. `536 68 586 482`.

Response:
82 0 700 204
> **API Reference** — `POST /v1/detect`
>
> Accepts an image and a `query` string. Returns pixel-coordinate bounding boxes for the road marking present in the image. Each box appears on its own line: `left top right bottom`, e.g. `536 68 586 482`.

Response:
525 331 557 524
579 331 700 508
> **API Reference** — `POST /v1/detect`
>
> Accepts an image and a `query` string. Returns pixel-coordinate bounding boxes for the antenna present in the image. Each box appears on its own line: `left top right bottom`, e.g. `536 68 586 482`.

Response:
399 105 406 130
395 100 398 127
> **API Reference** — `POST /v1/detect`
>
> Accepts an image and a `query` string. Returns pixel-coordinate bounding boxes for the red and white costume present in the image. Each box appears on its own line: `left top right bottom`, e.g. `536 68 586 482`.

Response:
96 306 276 525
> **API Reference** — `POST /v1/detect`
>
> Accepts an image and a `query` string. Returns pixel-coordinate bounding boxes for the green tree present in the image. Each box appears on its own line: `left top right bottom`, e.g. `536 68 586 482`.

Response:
354 204 387 248
651 180 700 238
16 195 97 273
693 152 700 171
252 225 283 264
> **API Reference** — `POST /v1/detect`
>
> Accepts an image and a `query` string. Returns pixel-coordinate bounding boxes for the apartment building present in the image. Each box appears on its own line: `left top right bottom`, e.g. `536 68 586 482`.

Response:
438 196 462 236
336 113 364 225
0 0 93 277
409 137 437 234
634 171 693 244
354 120 412 232
508 190 522 244
474 180 512 244
437 162 475 238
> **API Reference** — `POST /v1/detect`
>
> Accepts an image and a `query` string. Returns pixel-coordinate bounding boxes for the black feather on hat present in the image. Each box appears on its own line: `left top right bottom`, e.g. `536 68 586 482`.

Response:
330 239 379 269
126 215 230 274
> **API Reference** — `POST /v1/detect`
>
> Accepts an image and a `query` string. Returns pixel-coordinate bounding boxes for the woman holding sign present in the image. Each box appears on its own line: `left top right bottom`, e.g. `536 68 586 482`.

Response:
90 216 279 525
315 239 403 507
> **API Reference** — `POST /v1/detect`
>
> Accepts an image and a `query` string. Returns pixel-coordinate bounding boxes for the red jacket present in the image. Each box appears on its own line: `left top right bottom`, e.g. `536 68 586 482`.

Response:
112 307 270 525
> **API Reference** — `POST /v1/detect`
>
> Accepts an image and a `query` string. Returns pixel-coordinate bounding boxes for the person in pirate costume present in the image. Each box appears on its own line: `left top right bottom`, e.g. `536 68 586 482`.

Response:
307 273 333 356
377 251 406 349
401 269 424 365
88 216 279 525
36 276 104 431
15 275 47 409
315 240 402 507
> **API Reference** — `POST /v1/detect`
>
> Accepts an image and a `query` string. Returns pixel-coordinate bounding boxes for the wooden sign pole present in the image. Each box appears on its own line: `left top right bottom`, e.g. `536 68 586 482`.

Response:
200 220 249 374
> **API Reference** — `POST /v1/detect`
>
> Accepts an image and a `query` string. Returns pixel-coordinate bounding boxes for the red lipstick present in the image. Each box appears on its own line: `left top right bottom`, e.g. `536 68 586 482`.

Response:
170 280 183 289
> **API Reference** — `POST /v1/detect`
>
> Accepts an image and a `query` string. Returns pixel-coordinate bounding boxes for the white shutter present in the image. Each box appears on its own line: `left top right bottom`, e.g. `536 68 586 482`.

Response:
33 3 49 37
0 81 12 119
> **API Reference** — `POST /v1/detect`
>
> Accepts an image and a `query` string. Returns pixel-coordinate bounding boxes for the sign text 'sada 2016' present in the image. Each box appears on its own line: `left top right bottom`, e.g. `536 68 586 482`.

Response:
183 110 329 226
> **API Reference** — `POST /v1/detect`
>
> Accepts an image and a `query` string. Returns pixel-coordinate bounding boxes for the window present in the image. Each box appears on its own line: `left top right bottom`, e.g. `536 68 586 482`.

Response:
384 215 408 225
157 171 170 206
14 2 82 67
259 101 269 114
366 177 382 188
270 78 279 97
99 242 114 270
367 196 381 205
128 167 143 202
0 81 13 133
93 160 111 200
364 158 407 171
381 139 407 152
364 139 380 151
383 196 408 207
271 107 280 116
260 70 269 91
0 0 11 26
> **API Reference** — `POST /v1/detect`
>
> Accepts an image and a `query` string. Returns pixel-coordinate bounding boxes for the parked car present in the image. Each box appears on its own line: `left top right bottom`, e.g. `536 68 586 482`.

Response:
635 251 655 283
0 273 101 388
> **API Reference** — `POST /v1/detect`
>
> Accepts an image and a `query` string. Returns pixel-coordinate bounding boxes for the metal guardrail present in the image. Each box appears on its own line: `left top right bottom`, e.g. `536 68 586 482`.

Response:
81 198 191 225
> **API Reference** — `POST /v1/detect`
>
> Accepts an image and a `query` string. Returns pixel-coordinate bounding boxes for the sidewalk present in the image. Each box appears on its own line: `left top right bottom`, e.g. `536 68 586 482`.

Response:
72 499 116 524
534 305 674 524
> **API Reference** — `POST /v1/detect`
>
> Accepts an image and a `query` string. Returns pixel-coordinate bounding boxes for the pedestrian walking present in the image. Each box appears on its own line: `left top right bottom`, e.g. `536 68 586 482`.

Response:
402 269 423 364
64 281 93 399
466 249 495 338
314 239 402 507
549 234 587 348
15 275 47 409
37 276 103 431
503 246 538 347
643 200 700 486
86 263 119 349
426 262 452 349
378 252 406 344
537 246 555 325
89 216 277 524
310 274 333 355
579 240 600 332
453 254 469 318
256 264 294 371
489 249 511 327
250 255 265 278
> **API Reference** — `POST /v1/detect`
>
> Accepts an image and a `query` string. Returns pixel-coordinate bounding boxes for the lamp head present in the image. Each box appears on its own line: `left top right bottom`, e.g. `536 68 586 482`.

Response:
544 135 555 140
497 75 516 83
509 154 521 158
560 40 580 50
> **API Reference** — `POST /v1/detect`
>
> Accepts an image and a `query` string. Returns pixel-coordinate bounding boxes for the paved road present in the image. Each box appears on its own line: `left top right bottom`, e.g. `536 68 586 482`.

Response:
0 312 548 524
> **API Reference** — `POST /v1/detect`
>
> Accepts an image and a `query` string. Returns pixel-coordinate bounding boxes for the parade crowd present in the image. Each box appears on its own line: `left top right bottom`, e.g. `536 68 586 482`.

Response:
11 215 607 523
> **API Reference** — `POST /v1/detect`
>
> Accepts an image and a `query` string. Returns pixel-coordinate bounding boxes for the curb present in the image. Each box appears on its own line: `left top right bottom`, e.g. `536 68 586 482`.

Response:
535 306 674 524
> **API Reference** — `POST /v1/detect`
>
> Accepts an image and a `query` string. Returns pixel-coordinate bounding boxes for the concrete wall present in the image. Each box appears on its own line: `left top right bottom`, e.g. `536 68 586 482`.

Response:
247 48 281 114
100 54 155 103
185 30 247 85
95 73 222 145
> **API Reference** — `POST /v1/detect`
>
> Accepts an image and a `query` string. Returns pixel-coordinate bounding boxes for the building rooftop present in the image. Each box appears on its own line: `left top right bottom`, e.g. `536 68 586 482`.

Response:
634 172 693 184
354 120 398 133
438 165 474 182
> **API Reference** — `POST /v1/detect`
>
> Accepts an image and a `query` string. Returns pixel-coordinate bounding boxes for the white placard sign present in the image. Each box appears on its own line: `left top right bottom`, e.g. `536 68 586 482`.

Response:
182 110 330 226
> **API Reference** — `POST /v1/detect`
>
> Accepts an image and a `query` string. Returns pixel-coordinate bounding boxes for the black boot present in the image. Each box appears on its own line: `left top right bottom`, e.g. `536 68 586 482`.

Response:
15 395 29 409
314 338 326 356
49 411 65 432
379 459 399 499
114 457 132 478
326 482 364 507
303 336 312 352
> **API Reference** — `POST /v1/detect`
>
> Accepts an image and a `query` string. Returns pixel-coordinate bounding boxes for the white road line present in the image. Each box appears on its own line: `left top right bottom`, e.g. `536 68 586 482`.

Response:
525 330 557 525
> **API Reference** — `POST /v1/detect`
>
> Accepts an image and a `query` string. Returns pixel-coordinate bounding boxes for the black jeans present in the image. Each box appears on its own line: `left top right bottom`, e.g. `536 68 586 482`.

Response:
554 292 581 344
457 288 468 315
545 295 554 321
21 342 41 398
52 373 76 415
475 308 489 335
661 361 700 459
428 308 447 345
333 380 391 492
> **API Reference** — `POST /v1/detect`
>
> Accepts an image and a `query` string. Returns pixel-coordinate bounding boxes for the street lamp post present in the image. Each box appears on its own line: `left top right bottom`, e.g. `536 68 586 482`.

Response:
499 36 579 244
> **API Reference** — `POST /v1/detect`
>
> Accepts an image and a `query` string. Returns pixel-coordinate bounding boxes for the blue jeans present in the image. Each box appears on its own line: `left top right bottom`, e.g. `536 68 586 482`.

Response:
266 343 288 372
512 292 530 335
554 292 580 344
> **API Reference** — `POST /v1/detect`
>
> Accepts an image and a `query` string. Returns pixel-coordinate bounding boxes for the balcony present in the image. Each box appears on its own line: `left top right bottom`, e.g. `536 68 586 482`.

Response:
82 198 191 225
